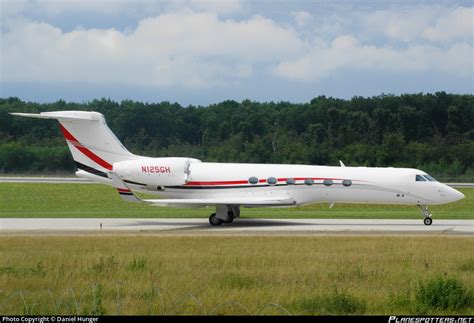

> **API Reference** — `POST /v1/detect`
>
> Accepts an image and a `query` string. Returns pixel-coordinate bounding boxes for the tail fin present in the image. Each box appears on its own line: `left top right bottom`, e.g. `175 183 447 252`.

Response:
11 111 136 175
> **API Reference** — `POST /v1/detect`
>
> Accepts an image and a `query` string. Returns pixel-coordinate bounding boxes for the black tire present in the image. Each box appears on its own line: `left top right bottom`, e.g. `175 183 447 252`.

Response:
223 212 234 224
209 213 223 226
423 217 433 226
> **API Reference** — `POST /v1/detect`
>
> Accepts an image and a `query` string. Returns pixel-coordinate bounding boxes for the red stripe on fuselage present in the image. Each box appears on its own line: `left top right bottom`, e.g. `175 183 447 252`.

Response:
185 180 249 186
59 123 113 170
185 177 349 186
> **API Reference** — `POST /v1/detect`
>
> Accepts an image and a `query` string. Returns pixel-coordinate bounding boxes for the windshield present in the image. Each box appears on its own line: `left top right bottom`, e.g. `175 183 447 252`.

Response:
416 174 437 182
423 174 437 182
416 175 426 181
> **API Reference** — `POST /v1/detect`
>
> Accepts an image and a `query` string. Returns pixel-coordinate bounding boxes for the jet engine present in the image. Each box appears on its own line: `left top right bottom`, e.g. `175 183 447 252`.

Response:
112 157 201 187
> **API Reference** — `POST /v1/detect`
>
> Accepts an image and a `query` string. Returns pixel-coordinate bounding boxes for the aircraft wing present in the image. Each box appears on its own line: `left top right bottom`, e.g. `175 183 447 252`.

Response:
142 197 296 208
108 171 295 208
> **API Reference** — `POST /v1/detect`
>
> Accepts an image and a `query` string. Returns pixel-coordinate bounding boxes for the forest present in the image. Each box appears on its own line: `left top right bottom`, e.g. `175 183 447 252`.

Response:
0 92 473 181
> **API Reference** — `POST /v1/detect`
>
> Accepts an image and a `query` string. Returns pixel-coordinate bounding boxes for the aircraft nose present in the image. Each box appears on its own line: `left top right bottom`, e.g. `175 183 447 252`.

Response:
445 186 465 203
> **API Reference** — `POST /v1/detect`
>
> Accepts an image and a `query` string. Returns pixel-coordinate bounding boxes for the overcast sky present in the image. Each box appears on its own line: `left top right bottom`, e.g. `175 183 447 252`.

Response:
0 0 472 105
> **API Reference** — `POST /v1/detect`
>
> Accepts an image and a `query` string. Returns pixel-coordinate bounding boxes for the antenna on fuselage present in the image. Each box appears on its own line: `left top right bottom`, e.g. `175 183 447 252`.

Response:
339 160 346 167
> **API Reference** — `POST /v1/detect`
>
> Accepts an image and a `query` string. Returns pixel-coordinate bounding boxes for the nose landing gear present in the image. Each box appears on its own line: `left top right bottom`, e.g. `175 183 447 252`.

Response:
418 205 432 225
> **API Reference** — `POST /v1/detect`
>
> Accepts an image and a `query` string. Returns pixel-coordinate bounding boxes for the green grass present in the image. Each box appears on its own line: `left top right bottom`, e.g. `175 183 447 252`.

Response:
0 236 472 315
0 183 472 219
415 276 473 311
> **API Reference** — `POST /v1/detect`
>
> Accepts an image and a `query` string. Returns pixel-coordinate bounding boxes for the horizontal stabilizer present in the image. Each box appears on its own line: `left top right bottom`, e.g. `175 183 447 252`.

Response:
10 111 100 121
75 170 112 185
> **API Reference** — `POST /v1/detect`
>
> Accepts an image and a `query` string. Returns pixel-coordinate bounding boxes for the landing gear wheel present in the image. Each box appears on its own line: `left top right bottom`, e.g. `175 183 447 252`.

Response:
418 205 433 226
223 212 234 224
423 217 433 226
209 213 223 226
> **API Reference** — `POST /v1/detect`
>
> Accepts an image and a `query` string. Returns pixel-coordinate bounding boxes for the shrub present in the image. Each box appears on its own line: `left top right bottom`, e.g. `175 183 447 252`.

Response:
415 276 472 310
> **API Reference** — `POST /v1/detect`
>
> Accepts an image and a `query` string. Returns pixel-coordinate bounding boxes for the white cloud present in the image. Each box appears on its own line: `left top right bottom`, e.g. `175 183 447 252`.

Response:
421 6 473 42
360 6 438 42
1 2 472 90
275 35 473 81
275 5 474 82
291 10 312 27
360 5 473 43
0 0 28 17
1 12 304 88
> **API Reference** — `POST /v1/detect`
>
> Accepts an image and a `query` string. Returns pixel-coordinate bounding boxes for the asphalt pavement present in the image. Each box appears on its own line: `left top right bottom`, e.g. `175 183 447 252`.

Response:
1 218 472 235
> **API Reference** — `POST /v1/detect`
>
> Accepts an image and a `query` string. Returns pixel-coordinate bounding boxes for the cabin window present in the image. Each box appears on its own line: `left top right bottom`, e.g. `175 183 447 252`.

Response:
342 179 352 187
416 175 426 182
304 178 314 185
423 174 437 182
323 179 333 186
248 176 259 184
267 177 277 185
286 178 295 185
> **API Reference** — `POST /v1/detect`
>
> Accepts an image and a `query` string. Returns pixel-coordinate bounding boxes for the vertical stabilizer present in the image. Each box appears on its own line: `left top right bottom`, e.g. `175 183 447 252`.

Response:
11 111 137 175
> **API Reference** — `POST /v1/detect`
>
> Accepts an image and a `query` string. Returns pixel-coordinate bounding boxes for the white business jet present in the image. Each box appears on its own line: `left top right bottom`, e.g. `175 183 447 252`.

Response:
11 111 465 226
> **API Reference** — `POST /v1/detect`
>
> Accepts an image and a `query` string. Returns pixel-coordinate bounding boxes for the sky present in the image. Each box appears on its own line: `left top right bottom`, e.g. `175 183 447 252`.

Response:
0 0 473 106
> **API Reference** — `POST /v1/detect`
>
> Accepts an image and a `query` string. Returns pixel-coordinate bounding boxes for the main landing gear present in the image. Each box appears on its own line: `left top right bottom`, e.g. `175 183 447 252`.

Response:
418 205 433 226
209 205 240 226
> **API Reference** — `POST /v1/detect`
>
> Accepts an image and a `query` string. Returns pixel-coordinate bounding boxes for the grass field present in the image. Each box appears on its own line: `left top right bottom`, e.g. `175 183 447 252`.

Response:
1 184 473 316
0 183 472 219
0 236 472 315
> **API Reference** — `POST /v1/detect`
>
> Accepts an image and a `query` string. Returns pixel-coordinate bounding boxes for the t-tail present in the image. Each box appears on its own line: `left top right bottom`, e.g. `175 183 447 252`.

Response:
10 111 137 182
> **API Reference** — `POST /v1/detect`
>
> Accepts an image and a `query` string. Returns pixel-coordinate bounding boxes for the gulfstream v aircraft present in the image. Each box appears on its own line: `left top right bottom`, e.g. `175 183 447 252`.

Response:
12 111 465 226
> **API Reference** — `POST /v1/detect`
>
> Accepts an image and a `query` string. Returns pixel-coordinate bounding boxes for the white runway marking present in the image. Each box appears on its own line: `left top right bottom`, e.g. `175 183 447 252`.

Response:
1 218 473 235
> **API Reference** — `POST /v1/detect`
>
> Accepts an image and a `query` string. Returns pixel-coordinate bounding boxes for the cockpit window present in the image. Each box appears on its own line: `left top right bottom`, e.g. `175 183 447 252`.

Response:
423 174 437 182
416 175 427 182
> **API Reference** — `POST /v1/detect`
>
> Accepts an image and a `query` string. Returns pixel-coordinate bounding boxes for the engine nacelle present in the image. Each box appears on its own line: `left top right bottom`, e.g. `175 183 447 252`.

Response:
113 157 200 187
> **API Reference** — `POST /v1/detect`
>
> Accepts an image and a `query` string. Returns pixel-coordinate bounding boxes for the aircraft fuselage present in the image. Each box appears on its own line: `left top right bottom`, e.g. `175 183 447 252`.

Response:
128 162 464 207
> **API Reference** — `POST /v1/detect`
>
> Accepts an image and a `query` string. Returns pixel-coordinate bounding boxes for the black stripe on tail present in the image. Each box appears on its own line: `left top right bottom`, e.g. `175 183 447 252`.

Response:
75 161 109 178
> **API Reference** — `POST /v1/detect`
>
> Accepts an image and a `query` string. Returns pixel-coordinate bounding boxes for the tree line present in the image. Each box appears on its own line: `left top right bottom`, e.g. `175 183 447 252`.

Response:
0 92 473 180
